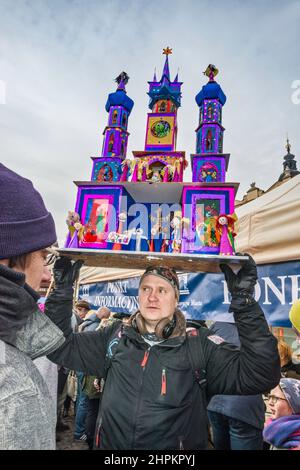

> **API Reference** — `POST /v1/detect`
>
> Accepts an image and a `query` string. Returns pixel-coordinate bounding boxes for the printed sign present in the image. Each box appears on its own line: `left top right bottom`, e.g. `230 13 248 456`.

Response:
79 260 300 326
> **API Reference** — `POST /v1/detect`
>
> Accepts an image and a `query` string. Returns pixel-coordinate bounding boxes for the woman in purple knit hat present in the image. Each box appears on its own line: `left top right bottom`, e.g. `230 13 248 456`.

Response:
264 378 300 450
0 163 69 449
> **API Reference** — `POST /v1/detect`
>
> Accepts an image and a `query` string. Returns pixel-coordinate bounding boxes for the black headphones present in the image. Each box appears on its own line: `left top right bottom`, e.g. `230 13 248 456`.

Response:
132 312 177 339
159 315 177 339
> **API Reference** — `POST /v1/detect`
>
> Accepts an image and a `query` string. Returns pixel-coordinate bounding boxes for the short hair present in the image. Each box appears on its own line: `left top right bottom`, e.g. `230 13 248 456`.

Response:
8 253 31 270
75 300 90 310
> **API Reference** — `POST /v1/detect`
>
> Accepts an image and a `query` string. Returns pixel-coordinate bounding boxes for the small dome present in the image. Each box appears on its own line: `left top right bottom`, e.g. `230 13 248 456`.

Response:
105 89 134 114
195 81 226 107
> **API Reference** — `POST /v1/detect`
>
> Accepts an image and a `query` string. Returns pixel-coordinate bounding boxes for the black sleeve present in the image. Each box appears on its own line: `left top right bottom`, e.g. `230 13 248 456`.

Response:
200 301 281 397
47 326 119 376
44 286 120 376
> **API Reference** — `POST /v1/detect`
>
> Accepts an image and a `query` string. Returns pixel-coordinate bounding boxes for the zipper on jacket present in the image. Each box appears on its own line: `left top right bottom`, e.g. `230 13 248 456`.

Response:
141 349 150 368
95 427 100 448
161 368 167 395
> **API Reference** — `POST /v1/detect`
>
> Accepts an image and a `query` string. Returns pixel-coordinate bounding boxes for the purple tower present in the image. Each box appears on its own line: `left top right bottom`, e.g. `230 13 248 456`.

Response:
91 72 134 182
181 65 237 254
191 64 229 183
131 47 187 183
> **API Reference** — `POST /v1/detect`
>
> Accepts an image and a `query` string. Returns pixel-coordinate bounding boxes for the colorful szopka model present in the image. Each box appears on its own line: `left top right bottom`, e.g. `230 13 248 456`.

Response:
65 51 238 256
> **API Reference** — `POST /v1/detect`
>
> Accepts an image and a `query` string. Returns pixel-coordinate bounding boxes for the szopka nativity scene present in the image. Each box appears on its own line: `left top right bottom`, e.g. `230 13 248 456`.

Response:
65 48 240 267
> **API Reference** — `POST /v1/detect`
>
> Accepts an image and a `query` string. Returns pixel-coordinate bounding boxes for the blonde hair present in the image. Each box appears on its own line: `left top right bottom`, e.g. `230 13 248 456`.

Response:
278 340 292 367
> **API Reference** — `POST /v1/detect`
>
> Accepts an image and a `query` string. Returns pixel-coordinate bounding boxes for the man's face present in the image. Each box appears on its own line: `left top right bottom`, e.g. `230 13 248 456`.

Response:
138 274 177 330
13 249 51 291
76 306 89 319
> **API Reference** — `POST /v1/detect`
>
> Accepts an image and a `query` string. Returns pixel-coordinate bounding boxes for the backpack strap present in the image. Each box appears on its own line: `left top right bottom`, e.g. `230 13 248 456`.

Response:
187 329 215 449
103 323 125 380
186 329 207 400
95 323 126 448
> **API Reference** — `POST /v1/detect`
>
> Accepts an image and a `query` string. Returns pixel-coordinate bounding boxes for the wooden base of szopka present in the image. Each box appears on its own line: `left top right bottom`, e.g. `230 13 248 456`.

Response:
57 248 249 274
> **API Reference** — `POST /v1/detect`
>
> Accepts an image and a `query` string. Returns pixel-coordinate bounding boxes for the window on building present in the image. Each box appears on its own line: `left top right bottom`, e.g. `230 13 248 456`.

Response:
108 134 114 152
112 110 118 124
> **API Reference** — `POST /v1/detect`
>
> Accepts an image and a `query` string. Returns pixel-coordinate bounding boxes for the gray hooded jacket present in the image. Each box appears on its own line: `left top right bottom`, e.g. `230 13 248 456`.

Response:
0 265 64 450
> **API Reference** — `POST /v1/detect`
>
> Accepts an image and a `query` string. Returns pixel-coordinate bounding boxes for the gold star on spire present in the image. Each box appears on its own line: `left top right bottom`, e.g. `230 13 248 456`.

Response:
163 47 172 56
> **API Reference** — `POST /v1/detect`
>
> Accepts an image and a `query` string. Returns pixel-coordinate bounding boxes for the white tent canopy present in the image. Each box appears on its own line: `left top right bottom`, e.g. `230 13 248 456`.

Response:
235 174 300 264
79 266 142 285
78 175 300 284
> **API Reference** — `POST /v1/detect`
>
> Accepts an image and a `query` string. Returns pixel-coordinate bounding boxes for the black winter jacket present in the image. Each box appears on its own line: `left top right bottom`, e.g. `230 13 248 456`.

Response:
46 291 280 450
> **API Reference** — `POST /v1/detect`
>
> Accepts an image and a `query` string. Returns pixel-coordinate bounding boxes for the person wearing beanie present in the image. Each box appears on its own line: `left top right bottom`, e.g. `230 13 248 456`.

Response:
45 253 281 450
0 163 57 262
263 378 300 449
0 163 69 450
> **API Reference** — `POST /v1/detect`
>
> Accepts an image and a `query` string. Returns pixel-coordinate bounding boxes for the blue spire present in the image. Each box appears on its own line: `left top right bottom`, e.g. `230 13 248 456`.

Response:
105 72 134 114
147 48 182 109
161 55 170 81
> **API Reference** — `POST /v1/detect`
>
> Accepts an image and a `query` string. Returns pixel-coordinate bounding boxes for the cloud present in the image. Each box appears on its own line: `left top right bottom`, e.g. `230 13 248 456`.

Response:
0 0 299 242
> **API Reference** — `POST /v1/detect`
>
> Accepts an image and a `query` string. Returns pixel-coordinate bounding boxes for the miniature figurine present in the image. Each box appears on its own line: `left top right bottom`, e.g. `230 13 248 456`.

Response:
160 226 170 252
66 211 84 247
169 212 190 253
216 214 237 255
134 228 147 252
148 225 159 252
112 212 127 250
150 169 161 182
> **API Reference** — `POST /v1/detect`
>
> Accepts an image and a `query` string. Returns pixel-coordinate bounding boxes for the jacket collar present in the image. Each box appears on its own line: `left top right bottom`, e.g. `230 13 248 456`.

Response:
0 263 26 285
124 308 187 348
0 264 40 301
0 264 64 357
123 325 185 349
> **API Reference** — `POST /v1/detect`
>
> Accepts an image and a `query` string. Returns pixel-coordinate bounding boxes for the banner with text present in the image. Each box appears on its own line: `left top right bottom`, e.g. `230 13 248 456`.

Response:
79 260 300 326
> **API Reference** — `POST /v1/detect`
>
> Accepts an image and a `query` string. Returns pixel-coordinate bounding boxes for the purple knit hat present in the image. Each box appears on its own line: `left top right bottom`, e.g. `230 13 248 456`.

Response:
280 378 300 414
0 163 57 259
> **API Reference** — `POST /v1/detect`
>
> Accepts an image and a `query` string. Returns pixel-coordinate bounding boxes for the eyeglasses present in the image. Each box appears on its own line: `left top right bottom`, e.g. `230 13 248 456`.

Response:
44 253 56 267
267 394 288 405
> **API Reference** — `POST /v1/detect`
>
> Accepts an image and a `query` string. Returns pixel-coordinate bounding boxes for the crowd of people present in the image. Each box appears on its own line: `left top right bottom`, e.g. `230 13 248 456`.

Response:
0 162 300 451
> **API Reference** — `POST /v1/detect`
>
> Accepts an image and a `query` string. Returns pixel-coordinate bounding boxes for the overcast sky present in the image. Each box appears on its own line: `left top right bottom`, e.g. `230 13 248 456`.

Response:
1 0 300 244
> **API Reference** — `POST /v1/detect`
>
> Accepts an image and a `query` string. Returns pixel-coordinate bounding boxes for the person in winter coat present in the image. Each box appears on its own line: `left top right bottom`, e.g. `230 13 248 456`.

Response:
45 256 281 450
0 163 65 450
263 378 300 450
278 340 300 380
74 300 90 322
207 322 266 450
79 306 111 332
